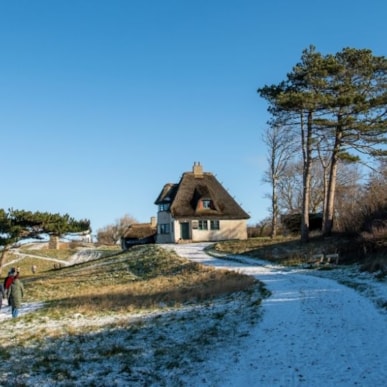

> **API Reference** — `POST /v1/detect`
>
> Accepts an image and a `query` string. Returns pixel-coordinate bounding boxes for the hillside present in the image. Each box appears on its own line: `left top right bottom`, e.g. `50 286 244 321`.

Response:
0 243 263 386
213 234 387 274
0 241 386 386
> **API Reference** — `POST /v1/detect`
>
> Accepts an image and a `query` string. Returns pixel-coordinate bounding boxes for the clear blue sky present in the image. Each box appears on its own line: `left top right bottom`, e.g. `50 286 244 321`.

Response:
1 1 386 234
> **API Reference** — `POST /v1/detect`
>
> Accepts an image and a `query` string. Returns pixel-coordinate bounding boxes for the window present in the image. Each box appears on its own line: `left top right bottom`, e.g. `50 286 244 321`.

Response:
202 199 212 209
159 223 170 234
210 220 220 230
158 203 170 212
198 220 208 230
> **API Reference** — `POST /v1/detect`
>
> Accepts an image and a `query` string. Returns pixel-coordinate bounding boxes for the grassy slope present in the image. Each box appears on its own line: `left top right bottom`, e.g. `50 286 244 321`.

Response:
213 234 387 274
0 244 267 386
3 244 260 319
0 239 384 385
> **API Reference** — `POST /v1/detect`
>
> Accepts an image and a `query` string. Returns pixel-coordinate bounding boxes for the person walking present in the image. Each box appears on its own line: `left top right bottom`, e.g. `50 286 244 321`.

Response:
8 274 24 318
4 268 16 306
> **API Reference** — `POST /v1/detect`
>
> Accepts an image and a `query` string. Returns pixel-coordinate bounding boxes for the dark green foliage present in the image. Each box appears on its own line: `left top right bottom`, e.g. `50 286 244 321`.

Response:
258 45 387 240
0 208 90 248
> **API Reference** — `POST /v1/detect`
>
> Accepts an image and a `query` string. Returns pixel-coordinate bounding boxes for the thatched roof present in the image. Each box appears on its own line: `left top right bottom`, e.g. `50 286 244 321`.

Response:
122 222 157 239
154 163 250 220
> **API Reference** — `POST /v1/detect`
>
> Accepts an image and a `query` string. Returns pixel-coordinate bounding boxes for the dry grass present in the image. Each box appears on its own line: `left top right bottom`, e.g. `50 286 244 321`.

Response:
19 246 78 259
213 234 387 274
0 241 266 387
212 236 329 264
212 236 298 256
3 244 121 276
360 255 387 276
212 235 349 265
43 269 256 315
12 244 258 319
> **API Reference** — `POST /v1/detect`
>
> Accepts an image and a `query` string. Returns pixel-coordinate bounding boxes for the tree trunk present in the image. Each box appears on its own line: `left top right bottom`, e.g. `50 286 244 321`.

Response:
271 179 278 238
49 235 59 250
321 162 329 233
324 156 339 235
323 115 343 235
301 111 313 243
301 167 311 242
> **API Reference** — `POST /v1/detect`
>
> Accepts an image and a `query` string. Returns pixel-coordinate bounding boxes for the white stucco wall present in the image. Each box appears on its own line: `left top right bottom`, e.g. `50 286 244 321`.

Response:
156 215 248 243
190 219 248 242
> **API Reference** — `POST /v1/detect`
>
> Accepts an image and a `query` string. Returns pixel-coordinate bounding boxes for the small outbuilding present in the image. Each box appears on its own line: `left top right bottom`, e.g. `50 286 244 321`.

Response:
121 217 157 250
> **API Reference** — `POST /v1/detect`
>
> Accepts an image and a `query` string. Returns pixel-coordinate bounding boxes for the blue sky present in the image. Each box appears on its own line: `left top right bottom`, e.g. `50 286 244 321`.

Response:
1 1 386 234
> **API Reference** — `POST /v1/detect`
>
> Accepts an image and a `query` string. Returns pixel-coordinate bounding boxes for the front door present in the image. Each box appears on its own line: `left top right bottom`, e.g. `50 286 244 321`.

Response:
180 222 190 240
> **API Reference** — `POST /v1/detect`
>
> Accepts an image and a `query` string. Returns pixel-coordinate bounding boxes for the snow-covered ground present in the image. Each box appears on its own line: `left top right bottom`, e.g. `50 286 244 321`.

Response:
0 243 386 386
163 243 387 386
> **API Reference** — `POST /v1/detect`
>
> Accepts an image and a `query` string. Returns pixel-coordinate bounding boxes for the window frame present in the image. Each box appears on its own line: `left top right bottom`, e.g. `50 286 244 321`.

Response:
202 199 212 209
159 223 170 234
210 220 220 230
159 203 171 212
158 203 170 212
198 220 208 230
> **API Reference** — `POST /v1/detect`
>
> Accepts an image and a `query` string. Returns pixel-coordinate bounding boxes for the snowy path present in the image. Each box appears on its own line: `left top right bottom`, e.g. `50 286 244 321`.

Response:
164 243 387 387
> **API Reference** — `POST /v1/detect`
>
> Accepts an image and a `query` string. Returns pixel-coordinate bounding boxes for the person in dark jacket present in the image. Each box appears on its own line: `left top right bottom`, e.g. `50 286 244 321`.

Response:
9 275 24 318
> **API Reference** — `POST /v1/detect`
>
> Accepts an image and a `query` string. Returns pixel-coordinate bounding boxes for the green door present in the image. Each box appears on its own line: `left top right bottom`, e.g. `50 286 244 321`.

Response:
180 222 190 240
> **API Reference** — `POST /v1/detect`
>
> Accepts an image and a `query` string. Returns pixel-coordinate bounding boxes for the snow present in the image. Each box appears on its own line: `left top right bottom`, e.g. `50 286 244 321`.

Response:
0 243 386 386
163 244 387 386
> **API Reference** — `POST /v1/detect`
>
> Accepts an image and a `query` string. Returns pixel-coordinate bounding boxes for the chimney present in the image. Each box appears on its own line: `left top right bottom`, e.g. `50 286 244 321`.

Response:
150 216 157 227
192 162 204 177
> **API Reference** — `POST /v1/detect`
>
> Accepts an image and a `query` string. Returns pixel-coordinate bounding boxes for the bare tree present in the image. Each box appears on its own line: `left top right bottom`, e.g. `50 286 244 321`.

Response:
330 163 362 232
359 160 387 231
262 122 296 238
277 161 303 214
96 214 138 245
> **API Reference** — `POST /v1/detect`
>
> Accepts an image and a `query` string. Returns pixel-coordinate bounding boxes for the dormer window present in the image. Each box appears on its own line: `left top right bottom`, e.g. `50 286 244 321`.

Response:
202 199 212 209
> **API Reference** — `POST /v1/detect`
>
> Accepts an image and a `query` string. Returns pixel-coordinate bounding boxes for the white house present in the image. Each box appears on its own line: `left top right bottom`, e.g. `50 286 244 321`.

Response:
154 162 250 243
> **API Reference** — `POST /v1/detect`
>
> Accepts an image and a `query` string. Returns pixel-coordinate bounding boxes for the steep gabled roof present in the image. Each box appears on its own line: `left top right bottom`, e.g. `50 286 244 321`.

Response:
154 163 250 220
154 183 179 204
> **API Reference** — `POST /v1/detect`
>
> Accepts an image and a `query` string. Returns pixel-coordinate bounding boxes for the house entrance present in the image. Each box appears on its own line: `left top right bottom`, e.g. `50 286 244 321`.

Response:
180 222 190 240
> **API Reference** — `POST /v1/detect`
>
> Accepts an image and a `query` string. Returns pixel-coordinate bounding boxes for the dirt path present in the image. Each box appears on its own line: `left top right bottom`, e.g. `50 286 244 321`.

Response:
4 246 102 271
164 243 387 386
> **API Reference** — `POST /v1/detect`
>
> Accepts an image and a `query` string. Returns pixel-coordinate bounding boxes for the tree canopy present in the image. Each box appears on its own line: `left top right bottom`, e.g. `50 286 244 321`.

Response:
258 46 387 241
0 208 90 271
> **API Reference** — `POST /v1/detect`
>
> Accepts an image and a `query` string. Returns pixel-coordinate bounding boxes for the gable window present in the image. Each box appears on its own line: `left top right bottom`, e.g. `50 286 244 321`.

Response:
159 223 170 234
210 220 220 230
198 220 208 230
159 203 170 212
202 199 212 209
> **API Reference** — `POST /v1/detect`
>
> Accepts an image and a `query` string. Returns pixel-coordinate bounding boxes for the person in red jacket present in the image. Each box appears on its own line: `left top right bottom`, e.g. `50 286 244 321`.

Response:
3 268 16 305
